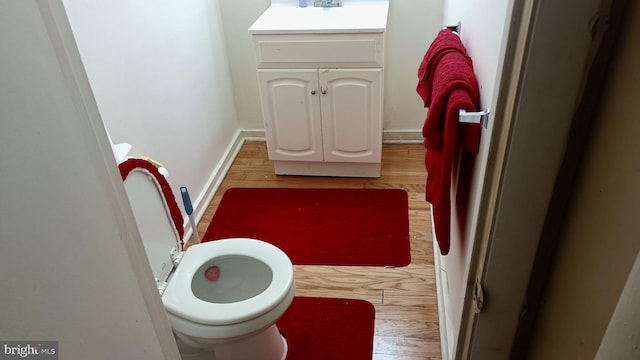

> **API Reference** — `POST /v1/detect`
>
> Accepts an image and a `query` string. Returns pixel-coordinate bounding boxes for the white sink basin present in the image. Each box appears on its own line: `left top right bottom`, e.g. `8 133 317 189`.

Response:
248 0 389 34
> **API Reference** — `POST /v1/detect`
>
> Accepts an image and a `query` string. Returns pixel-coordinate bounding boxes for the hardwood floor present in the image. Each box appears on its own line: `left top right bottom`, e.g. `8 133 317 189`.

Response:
195 141 441 359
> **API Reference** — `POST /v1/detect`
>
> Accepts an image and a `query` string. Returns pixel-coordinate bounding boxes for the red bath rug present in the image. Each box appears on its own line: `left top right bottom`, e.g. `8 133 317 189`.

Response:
278 296 375 360
202 188 411 266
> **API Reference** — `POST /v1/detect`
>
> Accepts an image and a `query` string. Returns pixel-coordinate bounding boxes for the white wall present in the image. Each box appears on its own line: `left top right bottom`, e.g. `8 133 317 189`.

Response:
436 0 512 356
218 0 271 132
63 0 241 235
382 0 444 133
218 0 443 138
0 1 178 358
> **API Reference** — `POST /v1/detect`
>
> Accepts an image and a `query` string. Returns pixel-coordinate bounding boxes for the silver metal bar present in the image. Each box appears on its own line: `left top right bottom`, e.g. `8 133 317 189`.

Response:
459 108 490 128
443 21 462 34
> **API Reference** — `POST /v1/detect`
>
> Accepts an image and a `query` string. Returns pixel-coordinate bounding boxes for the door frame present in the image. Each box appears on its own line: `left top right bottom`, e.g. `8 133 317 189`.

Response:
457 0 620 358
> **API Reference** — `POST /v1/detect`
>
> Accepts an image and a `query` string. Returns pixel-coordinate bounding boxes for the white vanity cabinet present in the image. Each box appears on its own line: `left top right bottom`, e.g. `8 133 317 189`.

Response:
258 68 382 163
252 33 385 177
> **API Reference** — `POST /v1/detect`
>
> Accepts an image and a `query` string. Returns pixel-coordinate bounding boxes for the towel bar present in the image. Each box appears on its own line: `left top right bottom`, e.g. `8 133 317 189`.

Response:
459 109 490 128
443 21 462 34
438 21 488 128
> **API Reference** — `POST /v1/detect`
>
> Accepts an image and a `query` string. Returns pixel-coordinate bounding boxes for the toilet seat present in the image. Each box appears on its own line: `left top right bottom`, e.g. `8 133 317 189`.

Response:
162 238 295 326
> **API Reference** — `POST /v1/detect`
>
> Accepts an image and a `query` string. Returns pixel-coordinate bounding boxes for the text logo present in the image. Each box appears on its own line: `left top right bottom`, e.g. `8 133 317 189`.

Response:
0 342 57 359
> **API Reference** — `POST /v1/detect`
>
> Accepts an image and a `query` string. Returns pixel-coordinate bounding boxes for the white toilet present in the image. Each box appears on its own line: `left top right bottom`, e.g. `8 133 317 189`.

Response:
121 159 295 360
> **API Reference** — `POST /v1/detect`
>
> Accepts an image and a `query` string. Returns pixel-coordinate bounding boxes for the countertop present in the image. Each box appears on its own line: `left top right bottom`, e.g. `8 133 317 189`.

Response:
248 0 389 35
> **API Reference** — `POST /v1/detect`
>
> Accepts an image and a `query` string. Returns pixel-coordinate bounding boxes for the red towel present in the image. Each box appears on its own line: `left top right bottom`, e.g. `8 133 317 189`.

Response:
416 29 467 107
417 33 480 255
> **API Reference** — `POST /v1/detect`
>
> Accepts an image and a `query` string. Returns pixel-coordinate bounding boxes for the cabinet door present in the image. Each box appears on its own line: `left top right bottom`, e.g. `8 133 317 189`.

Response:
319 68 382 163
257 69 323 161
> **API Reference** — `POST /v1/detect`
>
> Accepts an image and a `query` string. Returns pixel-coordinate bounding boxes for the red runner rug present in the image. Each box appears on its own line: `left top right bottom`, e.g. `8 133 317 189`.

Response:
278 297 375 360
202 188 411 266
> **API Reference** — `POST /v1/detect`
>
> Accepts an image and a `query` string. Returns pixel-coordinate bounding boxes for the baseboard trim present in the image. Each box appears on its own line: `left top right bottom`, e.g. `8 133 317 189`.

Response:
383 129 423 143
239 128 266 141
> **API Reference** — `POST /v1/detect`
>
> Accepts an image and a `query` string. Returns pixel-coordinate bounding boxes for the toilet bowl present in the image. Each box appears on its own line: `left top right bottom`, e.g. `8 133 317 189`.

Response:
164 238 295 359
119 159 295 360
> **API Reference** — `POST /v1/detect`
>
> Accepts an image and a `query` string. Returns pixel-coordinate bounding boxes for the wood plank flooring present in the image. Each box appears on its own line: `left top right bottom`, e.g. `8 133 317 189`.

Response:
194 141 441 359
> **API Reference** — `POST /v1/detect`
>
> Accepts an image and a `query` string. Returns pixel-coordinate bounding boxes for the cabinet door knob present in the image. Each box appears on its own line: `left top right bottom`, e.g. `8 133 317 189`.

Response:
321 86 327 95
311 89 317 95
